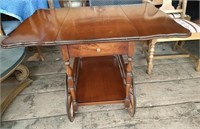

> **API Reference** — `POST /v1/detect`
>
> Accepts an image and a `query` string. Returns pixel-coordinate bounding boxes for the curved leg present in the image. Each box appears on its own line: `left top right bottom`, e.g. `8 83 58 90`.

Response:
1 64 32 115
15 64 29 81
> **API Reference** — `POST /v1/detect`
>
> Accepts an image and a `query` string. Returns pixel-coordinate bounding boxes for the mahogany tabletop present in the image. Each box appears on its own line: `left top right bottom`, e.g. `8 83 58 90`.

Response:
2 3 191 48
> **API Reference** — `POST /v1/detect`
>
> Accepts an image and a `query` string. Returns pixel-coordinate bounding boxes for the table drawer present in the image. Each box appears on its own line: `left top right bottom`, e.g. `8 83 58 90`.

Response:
68 42 128 57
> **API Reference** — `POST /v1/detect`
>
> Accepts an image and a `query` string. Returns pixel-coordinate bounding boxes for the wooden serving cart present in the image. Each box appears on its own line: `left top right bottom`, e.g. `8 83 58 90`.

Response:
60 42 136 122
1 3 190 122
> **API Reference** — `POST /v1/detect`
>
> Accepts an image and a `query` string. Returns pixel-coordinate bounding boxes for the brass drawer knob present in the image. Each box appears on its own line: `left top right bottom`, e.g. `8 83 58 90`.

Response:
96 48 101 52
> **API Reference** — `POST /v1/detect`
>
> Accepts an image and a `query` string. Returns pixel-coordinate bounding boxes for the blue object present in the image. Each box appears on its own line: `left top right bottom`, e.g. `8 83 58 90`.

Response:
0 0 60 22
2 21 21 35
0 47 26 78
0 1 60 78
89 0 143 6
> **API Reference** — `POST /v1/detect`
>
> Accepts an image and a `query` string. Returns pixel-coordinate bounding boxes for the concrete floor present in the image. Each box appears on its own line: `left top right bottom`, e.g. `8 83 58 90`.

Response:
1 42 200 129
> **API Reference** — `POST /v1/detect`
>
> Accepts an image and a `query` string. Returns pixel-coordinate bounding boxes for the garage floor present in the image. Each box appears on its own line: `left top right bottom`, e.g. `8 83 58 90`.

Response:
1 42 200 129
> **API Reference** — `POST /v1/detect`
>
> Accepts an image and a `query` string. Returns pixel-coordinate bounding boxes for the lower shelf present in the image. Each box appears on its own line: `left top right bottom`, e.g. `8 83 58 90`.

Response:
75 56 126 105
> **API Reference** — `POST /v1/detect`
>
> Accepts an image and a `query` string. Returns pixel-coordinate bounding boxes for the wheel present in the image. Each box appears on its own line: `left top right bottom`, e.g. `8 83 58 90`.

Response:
127 80 136 117
65 75 75 122
67 93 75 122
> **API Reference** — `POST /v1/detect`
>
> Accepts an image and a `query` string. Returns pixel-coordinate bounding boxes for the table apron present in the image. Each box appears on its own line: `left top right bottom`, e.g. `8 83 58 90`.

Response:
68 42 129 58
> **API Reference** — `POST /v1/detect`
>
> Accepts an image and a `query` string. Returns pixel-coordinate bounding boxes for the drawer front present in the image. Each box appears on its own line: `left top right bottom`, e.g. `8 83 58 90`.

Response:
68 42 128 57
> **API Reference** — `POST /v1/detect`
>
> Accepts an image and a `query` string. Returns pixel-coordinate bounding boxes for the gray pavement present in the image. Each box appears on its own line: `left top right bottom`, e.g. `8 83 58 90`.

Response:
1 42 200 129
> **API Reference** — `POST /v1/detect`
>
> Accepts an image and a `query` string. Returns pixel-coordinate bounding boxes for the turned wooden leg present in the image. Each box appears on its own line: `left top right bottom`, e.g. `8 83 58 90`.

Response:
141 41 147 54
196 60 200 72
82 0 86 6
173 41 179 51
124 42 135 107
48 0 54 8
36 46 44 61
27 47 44 61
147 39 156 74
125 42 136 117
64 61 77 110
125 57 132 108
60 45 77 122
142 40 150 63
179 41 185 48
173 41 185 51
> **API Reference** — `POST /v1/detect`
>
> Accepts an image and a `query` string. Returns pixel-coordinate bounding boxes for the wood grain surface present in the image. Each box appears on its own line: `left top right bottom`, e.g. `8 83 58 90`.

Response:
2 3 191 48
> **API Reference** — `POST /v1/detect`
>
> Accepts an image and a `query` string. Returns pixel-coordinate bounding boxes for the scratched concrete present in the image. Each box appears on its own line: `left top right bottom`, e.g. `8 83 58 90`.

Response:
1 42 200 129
